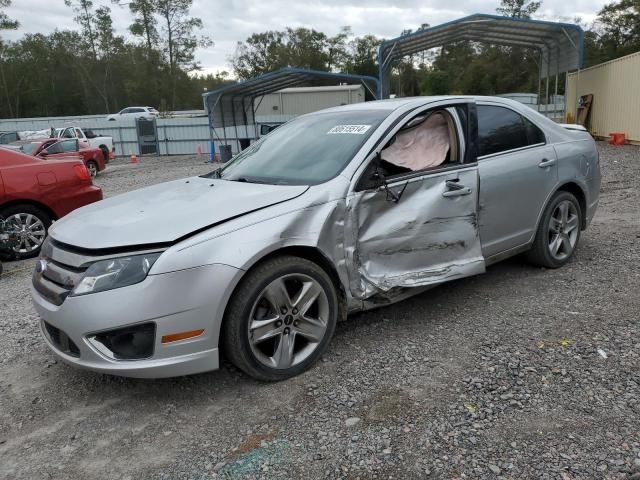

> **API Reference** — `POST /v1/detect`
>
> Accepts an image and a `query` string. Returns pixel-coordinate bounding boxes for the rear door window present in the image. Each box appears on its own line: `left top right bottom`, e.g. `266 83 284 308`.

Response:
60 140 78 152
46 142 65 154
477 105 544 157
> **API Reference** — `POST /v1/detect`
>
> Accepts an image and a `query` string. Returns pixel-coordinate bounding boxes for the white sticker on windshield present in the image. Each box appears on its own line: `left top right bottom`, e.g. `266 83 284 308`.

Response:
327 125 371 135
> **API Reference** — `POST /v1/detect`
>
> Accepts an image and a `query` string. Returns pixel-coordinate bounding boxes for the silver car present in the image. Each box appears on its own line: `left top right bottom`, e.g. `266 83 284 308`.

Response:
31 96 600 380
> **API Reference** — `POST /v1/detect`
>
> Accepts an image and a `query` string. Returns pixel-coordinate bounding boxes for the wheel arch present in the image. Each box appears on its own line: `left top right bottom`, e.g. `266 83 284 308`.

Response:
222 245 349 326
0 199 58 221
532 181 588 239
556 181 588 230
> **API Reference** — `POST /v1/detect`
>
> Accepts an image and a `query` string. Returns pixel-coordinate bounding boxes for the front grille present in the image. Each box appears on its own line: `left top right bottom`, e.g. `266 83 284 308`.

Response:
32 239 89 306
44 321 80 357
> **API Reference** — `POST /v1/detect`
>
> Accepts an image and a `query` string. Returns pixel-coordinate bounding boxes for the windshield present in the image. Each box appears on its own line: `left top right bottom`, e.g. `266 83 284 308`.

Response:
210 110 389 185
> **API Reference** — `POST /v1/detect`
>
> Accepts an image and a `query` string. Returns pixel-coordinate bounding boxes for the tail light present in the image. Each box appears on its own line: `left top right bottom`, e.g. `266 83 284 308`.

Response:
73 164 91 181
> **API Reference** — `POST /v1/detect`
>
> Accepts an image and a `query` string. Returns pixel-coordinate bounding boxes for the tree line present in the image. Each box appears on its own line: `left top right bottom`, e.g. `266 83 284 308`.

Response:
0 0 639 119
231 0 640 98
0 0 225 118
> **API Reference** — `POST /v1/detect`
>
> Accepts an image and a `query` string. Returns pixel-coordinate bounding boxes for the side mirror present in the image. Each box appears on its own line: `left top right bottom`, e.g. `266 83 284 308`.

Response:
360 152 385 190
39 149 49 157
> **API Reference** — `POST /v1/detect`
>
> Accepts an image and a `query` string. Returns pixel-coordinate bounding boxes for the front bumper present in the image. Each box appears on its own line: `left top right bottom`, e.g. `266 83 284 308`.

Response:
31 262 242 378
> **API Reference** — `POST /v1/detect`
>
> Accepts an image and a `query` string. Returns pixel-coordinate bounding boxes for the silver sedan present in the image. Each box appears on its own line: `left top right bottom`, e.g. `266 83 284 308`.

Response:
31 96 600 380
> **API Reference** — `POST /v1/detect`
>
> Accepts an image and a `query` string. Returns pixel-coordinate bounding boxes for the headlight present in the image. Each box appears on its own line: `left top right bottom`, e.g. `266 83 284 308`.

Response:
71 252 162 296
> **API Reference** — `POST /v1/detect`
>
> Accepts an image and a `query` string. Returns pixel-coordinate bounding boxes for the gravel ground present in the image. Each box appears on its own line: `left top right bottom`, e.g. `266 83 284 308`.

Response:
0 144 639 479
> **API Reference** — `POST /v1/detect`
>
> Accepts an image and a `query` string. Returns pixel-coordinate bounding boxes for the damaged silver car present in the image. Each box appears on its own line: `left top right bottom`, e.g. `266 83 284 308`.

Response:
31 96 600 380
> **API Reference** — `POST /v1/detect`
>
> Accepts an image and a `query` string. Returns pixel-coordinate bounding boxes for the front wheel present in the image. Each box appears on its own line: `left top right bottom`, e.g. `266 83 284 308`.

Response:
527 191 582 268
222 256 339 381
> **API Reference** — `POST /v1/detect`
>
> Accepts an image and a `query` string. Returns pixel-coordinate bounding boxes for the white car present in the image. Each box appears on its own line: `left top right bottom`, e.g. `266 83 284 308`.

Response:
106 106 158 122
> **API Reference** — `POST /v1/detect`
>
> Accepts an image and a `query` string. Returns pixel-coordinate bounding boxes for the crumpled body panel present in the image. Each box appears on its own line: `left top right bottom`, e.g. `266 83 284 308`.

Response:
345 167 485 300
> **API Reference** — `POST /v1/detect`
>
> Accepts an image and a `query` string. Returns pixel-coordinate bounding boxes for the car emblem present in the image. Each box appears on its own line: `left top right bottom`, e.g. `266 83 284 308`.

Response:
36 259 48 274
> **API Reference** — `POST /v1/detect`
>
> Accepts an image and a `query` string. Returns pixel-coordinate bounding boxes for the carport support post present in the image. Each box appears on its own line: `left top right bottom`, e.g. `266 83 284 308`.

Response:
537 51 543 113
545 52 551 115
206 97 215 163
231 96 241 155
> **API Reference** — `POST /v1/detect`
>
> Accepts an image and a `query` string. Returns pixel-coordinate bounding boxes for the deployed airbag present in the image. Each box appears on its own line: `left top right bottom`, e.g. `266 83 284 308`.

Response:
381 113 450 171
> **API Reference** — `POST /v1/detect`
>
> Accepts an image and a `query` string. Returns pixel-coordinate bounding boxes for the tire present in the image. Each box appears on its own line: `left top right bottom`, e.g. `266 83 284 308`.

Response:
527 191 582 268
221 256 339 381
87 160 98 178
99 146 109 163
0 204 52 259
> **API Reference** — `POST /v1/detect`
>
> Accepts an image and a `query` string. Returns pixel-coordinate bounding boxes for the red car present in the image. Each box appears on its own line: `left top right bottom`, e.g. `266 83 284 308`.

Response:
0 147 103 258
17 138 107 177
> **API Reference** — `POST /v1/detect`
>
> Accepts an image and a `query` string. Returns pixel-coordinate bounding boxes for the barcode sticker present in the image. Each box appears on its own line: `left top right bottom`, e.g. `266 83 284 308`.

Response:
327 125 371 135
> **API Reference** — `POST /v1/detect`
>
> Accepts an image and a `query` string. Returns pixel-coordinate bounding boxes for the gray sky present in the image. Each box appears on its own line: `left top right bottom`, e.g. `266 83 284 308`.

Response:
3 0 606 75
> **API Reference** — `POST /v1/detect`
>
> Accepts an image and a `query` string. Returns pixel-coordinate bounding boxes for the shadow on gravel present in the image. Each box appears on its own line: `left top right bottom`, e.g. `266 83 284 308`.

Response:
36 254 551 406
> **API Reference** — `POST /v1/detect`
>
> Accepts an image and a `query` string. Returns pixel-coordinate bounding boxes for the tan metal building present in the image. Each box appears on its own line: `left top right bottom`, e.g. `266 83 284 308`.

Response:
566 51 640 144
254 85 365 117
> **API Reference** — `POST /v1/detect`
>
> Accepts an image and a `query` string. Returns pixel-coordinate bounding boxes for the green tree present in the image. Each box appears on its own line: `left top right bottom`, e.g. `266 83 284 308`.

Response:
127 0 159 55
154 0 213 109
496 0 542 18
0 0 19 117
64 0 98 59
231 31 287 79
595 0 640 60
421 70 451 95
343 35 380 77
0 0 18 31
327 26 351 71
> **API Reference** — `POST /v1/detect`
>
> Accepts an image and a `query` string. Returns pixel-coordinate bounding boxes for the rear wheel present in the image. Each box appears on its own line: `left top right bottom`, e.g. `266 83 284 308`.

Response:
527 191 582 268
87 160 98 178
0 204 52 258
222 256 338 381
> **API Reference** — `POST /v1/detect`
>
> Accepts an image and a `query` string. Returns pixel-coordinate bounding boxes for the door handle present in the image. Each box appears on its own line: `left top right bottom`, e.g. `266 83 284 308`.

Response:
442 179 472 198
538 158 556 168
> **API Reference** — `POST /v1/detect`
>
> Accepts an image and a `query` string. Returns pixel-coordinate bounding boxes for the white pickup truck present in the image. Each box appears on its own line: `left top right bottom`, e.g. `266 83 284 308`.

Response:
55 126 114 161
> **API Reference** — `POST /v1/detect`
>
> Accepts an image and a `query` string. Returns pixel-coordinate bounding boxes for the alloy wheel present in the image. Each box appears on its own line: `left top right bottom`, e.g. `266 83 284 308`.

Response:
5 213 47 254
248 273 330 370
547 200 579 261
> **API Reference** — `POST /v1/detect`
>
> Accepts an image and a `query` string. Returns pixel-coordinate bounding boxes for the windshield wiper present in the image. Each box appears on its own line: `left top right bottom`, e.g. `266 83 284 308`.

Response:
201 168 222 179
232 177 266 184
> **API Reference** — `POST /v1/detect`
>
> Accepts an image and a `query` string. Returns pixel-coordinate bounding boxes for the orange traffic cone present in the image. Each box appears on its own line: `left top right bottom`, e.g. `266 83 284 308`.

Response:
130 152 138 164
196 144 203 160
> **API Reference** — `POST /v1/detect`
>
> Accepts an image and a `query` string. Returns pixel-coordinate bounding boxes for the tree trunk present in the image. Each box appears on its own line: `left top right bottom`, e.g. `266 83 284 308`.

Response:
0 53 14 118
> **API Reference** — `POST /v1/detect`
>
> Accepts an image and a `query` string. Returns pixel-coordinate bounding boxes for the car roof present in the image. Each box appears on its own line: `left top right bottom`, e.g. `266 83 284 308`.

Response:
9 139 51 146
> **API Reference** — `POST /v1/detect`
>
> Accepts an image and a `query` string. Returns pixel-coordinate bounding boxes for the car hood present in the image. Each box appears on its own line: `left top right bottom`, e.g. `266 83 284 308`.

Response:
49 177 309 249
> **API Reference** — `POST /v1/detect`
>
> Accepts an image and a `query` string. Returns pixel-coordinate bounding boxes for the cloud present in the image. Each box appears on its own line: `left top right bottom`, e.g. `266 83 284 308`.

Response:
4 0 606 73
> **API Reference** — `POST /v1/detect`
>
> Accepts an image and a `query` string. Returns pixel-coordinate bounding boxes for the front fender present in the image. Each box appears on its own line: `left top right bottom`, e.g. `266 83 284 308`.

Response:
151 199 350 284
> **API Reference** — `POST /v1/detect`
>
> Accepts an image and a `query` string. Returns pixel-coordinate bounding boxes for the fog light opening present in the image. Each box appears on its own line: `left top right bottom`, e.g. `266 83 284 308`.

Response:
91 323 155 360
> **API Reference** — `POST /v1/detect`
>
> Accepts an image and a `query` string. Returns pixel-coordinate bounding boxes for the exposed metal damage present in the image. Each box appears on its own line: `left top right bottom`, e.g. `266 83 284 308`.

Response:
344 166 485 301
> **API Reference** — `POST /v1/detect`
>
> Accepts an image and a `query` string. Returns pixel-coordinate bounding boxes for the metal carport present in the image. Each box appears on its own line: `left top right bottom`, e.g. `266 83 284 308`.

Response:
378 13 584 102
202 67 380 159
